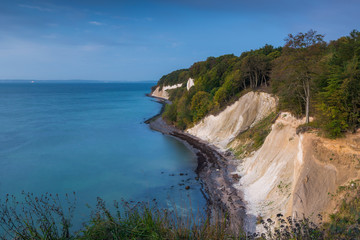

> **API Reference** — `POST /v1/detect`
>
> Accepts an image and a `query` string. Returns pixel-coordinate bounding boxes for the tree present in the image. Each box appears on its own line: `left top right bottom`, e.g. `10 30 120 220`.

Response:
190 91 212 122
241 54 271 88
318 30 360 136
272 30 325 123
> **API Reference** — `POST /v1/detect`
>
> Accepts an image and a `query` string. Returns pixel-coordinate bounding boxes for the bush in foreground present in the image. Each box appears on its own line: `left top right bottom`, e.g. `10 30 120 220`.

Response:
1 192 360 239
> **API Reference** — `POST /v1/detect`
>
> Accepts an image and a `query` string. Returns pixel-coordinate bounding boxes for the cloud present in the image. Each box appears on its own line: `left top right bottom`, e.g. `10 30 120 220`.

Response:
18 4 53 12
89 21 103 26
79 44 104 52
42 34 58 39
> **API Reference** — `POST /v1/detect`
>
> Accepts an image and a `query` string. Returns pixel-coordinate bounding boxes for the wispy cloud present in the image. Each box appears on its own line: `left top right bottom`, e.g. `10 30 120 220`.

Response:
18 4 52 12
79 44 104 52
112 16 154 22
89 21 103 26
42 34 58 39
46 23 59 27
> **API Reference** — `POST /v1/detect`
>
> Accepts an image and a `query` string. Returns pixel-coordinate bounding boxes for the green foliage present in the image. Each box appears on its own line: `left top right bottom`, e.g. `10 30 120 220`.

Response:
1 194 247 240
232 112 277 158
157 45 279 129
156 29 360 137
213 70 244 108
80 199 247 240
271 29 359 136
316 30 360 137
175 93 193 129
163 103 177 123
3 192 360 239
324 180 360 239
241 54 272 88
0 192 76 240
190 91 212 122
272 29 326 124
157 69 189 90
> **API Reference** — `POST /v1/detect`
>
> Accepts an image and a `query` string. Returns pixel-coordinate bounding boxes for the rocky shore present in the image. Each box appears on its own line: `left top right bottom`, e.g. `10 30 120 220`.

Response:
145 95 246 232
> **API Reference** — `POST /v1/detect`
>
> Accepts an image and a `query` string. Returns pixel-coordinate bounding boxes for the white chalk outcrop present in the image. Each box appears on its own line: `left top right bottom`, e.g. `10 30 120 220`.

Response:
234 112 360 233
151 83 182 99
234 113 305 232
187 78 194 90
149 84 360 232
187 92 277 149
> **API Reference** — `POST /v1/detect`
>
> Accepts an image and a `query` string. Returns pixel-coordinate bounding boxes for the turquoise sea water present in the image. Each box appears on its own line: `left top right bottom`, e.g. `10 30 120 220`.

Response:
0 81 206 228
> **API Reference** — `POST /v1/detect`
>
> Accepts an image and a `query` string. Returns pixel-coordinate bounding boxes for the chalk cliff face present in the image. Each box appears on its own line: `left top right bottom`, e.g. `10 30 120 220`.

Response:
187 78 194 90
187 92 277 150
234 113 305 232
151 78 195 99
184 91 360 232
151 83 182 99
233 112 360 232
150 86 360 232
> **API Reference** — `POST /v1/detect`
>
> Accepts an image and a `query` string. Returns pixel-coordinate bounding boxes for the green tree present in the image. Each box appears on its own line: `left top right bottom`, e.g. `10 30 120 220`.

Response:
241 54 271 88
190 91 212 122
163 103 177 123
272 29 325 123
318 30 360 136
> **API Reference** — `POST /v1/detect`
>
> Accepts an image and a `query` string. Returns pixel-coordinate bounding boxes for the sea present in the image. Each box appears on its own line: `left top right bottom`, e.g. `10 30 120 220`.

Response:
0 81 206 229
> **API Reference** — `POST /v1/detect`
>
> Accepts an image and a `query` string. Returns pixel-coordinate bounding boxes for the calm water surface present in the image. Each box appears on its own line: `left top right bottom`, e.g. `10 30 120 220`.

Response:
0 81 206 227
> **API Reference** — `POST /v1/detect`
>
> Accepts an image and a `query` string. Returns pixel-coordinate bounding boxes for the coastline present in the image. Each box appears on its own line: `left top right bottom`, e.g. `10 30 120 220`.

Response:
145 94 246 232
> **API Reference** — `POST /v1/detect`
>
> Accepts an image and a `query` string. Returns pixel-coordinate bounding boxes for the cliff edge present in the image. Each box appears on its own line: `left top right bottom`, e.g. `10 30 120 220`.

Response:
187 92 277 150
149 86 360 233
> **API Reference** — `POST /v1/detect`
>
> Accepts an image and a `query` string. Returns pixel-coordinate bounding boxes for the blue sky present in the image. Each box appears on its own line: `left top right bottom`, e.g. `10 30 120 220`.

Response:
0 0 359 81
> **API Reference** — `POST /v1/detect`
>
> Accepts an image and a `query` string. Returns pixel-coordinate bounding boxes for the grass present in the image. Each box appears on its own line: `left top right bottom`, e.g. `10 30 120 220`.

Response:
323 180 360 239
231 112 278 158
0 193 246 240
80 198 246 240
1 189 360 239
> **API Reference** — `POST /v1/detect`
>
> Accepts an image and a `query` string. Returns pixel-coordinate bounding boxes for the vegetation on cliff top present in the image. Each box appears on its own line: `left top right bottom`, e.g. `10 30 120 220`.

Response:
157 30 360 138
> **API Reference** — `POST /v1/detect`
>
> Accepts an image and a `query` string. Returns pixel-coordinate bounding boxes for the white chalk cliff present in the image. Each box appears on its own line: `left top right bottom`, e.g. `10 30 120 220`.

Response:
184 91 360 232
150 85 360 231
187 92 277 150
234 113 305 232
151 83 182 99
234 111 360 232
187 78 195 90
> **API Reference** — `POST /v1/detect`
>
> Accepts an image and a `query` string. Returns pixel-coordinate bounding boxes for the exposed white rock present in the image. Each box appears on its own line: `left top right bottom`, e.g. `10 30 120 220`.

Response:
151 83 182 99
187 92 277 150
234 113 306 232
187 78 194 91
232 112 360 233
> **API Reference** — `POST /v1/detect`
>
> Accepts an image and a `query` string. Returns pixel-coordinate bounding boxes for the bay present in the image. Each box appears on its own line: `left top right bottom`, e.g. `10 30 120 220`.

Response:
0 81 206 228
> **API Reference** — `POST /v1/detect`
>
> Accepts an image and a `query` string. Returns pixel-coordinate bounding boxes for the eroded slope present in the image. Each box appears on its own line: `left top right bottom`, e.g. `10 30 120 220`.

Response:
187 92 277 150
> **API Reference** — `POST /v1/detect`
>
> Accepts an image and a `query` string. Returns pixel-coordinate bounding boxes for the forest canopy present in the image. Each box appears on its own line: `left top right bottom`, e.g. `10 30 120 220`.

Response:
155 30 360 137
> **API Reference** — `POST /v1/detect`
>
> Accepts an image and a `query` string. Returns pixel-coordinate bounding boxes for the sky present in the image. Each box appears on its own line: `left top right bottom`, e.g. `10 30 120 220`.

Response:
0 0 359 81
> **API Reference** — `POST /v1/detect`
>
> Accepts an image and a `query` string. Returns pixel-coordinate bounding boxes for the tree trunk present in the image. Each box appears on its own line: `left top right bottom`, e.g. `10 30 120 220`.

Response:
305 81 310 124
262 75 267 87
254 71 258 87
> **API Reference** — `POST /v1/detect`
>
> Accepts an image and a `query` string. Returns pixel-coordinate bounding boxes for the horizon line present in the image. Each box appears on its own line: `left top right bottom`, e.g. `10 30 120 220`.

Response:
0 79 157 83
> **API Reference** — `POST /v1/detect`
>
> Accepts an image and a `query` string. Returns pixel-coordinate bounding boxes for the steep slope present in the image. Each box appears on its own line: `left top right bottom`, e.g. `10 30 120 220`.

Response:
234 112 360 232
187 92 277 149
187 78 194 90
150 84 360 233
151 83 182 99
234 113 305 232
292 131 360 218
